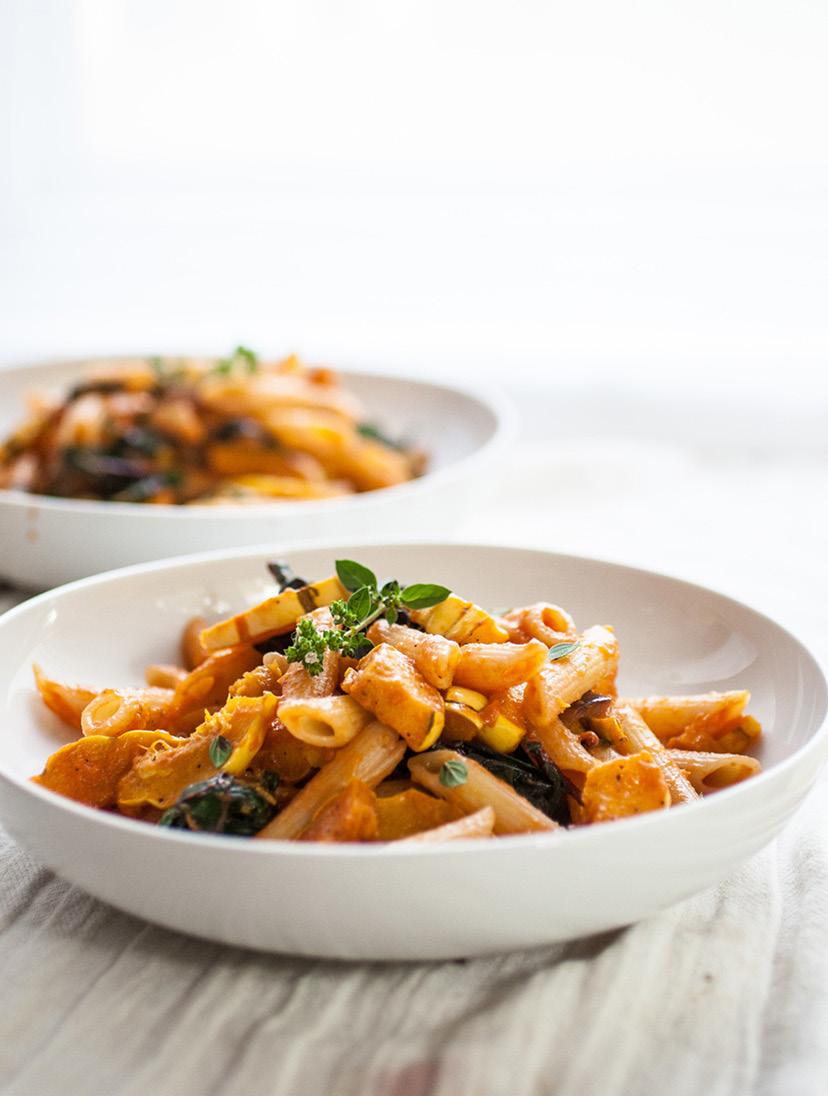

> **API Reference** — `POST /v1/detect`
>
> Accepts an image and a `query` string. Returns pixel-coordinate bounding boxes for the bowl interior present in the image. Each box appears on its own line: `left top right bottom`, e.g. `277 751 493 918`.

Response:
0 358 501 489
0 543 824 787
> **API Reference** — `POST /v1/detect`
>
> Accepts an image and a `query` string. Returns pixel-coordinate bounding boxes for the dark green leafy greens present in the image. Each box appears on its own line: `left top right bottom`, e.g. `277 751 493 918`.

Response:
450 739 570 825
285 560 450 675
158 772 279 836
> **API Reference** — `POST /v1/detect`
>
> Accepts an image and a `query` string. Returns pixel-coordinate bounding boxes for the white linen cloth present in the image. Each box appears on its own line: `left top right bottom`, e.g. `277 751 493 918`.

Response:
0 432 826 1096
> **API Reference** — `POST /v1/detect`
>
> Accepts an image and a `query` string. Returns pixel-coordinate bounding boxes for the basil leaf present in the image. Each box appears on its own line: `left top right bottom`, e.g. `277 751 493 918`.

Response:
209 734 233 768
347 585 373 620
547 641 580 661
336 559 378 592
400 583 450 609
385 606 399 625
439 759 468 788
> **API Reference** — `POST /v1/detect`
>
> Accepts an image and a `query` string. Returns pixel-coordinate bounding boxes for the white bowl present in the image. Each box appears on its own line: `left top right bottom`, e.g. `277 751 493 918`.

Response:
0 359 511 588
0 542 825 961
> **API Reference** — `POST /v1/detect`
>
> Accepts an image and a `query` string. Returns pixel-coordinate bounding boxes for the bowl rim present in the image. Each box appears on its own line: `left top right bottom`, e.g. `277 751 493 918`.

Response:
1 539 826 860
0 357 515 518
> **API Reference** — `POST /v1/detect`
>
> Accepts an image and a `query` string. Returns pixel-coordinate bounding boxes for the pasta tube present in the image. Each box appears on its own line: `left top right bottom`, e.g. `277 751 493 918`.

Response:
256 722 406 840
341 644 444 751
502 603 577 646
523 625 619 727
453 639 548 692
81 687 174 738
604 706 698 805
526 716 600 780
278 694 372 748
400 806 496 843
622 691 759 754
666 749 761 793
407 750 558 835
33 664 97 731
367 620 460 690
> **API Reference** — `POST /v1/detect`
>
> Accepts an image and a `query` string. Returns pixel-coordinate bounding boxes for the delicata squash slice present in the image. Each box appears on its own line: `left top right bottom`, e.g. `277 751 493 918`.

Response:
28 557 763 841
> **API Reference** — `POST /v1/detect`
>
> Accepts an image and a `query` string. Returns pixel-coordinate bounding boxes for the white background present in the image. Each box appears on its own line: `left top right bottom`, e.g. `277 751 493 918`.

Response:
1 1 827 633
1 1 826 400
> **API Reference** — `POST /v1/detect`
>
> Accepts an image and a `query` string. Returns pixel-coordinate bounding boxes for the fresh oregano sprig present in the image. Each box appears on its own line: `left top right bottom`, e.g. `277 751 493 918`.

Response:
284 559 450 675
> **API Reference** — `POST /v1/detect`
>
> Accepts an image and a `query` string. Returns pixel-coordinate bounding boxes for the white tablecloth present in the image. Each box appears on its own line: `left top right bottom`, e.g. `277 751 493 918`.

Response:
1 428 827 1096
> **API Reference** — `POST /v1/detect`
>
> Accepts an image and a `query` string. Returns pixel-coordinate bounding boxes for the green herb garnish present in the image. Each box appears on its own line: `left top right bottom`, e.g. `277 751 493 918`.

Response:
439 759 468 788
208 734 233 768
356 422 406 451
547 641 580 661
215 345 259 375
284 559 450 675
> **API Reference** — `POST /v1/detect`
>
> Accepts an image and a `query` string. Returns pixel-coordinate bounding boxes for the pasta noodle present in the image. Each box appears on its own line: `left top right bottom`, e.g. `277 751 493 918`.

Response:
27 557 763 843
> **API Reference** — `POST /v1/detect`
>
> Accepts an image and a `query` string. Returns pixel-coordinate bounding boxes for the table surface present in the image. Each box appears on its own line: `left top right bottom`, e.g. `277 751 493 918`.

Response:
1 408 827 1096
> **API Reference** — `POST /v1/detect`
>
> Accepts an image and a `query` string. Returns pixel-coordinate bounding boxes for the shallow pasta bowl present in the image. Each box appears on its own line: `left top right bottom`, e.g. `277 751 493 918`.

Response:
0 358 511 588
0 542 825 961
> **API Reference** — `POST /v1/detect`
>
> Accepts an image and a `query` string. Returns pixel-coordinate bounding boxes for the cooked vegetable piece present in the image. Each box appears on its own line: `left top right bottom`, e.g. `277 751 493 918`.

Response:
117 693 276 810
299 780 379 842
166 646 261 733
341 643 444 751
400 806 496 842
367 620 460 690
375 787 457 840
408 595 509 644
579 752 670 823
32 730 184 807
200 576 346 650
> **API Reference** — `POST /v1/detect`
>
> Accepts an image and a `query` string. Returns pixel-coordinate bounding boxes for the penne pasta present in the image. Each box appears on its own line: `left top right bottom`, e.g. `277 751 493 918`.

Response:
256 722 406 840
622 691 758 754
367 620 460 690
144 664 188 689
666 749 761 793
523 625 619 727
603 706 699 805
81 687 174 738
33 664 97 732
454 639 548 693
408 749 558 835
400 806 496 843
278 694 372 748
502 603 577 646
526 716 600 781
